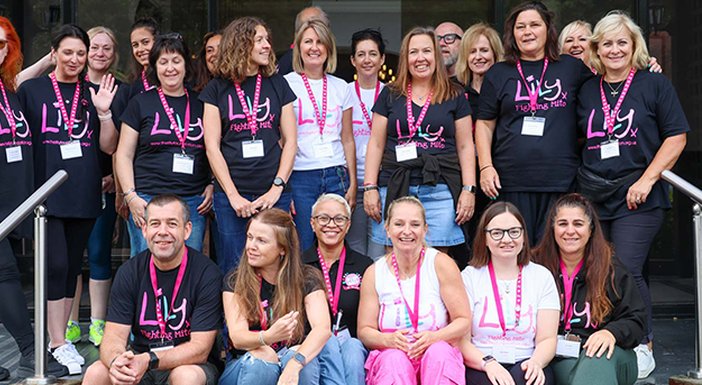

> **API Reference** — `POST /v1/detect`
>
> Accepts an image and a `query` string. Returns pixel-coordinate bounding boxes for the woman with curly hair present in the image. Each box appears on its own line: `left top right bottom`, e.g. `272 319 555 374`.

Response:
201 16 297 274
219 208 331 385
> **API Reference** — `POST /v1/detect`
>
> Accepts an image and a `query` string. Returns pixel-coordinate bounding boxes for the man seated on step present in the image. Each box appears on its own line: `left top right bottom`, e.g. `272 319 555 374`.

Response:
83 194 222 385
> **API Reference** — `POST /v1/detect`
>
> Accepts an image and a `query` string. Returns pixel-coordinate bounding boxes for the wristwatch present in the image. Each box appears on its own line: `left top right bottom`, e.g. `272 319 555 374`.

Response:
148 351 160 370
273 177 287 189
292 352 307 367
481 355 496 370
462 185 477 193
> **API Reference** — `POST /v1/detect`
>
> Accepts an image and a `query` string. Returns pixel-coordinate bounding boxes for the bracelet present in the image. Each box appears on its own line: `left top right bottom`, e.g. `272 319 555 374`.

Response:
109 355 118 368
462 185 477 193
362 185 379 192
362 182 377 186
479 165 494 172
125 194 138 205
121 187 135 196
258 331 267 346
98 111 112 121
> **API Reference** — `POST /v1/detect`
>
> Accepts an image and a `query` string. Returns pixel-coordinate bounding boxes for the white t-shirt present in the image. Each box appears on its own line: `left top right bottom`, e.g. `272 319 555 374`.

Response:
285 72 353 171
374 247 448 333
347 81 384 183
462 262 560 362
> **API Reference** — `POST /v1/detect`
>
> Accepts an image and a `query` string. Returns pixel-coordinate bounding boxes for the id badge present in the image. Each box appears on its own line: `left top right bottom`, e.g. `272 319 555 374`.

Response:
242 139 265 158
5 146 22 163
149 340 175 352
492 345 516 364
600 139 620 160
521 116 546 137
60 140 83 160
336 328 351 344
556 335 582 358
395 142 418 162
172 153 194 175
314 142 334 158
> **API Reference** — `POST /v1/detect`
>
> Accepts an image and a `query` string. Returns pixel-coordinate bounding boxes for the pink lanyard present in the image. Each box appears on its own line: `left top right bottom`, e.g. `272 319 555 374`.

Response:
599 68 636 139
516 58 549 114
488 262 523 336
559 259 584 332
234 73 262 139
157 87 190 154
402 82 432 143
300 73 328 138
141 69 153 91
390 248 425 332
318 247 347 316
149 248 189 339
257 275 271 330
49 72 81 139
355 80 380 130
0 80 17 143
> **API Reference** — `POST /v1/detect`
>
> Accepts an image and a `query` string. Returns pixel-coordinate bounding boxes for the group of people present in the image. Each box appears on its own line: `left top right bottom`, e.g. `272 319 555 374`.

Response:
0 0 689 384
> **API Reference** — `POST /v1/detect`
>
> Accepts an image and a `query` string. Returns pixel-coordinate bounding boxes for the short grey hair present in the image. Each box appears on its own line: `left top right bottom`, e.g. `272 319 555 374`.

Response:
312 193 351 218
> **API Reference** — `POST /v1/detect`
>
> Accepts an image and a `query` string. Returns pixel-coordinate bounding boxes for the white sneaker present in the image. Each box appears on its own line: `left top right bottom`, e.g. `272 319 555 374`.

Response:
50 344 82 375
63 341 85 365
635 344 655 379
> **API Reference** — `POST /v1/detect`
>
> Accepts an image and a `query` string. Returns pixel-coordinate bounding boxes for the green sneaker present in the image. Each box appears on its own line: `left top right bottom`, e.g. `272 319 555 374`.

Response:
65 321 81 343
88 319 105 347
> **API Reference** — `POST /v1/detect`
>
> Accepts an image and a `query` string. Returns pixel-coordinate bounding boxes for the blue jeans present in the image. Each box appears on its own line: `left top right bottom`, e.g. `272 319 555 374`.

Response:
127 192 206 256
318 335 366 385
219 348 321 385
289 166 349 251
86 192 117 280
213 191 292 275
347 186 385 260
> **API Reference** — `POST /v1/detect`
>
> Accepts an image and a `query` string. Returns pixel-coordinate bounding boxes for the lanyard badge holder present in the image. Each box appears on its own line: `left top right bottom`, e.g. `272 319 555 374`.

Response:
0 80 22 163
236 74 266 159
50 73 84 160
517 59 548 137
556 259 584 358
396 83 431 162
158 88 195 174
599 68 636 160
301 73 333 158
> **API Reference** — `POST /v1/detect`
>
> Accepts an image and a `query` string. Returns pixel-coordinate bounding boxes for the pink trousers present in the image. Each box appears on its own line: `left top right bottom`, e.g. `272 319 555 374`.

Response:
364 341 465 385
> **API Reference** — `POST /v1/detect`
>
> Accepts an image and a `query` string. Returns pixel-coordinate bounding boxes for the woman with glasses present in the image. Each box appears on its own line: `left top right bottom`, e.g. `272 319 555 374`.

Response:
358 196 470 384
347 28 386 259
116 34 212 256
460 202 559 385
202 17 297 274
534 194 645 385
303 194 373 385
285 19 356 251
363 26 475 253
219 208 331 385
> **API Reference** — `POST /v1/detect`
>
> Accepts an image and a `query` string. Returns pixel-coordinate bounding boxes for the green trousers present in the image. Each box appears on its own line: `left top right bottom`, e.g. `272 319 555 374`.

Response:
551 346 637 385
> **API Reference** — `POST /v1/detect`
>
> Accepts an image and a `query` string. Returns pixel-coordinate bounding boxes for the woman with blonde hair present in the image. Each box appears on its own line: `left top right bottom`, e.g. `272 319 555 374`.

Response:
363 26 475 252
284 19 356 251
202 16 297 274
558 20 592 63
575 11 688 378
219 208 332 385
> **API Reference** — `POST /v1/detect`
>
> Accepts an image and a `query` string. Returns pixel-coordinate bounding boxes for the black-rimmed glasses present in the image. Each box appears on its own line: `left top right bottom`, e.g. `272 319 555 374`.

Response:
313 214 349 226
437 33 461 44
485 227 523 241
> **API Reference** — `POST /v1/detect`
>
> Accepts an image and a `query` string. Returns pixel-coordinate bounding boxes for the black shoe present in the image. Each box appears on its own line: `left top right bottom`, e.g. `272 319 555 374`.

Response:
17 352 70 379
0 366 9 381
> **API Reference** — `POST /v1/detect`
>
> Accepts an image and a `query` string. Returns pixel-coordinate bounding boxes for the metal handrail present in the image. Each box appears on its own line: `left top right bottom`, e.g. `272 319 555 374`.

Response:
662 170 702 379
662 170 702 205
0 170 68 240
0 170 67 385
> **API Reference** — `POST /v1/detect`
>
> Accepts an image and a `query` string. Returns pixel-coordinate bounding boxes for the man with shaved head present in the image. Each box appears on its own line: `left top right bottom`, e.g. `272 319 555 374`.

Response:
435 21 464 78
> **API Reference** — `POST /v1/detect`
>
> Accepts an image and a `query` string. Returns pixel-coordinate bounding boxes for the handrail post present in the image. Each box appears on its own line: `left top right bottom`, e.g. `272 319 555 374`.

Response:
689 204 702 379
26 205 55 385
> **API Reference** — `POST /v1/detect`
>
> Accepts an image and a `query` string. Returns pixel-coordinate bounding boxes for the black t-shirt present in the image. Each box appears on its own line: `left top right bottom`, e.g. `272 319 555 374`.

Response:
302 243 373 338
277 49 294 76
478 55 593 192
199 74 296 195
372 86 471 185
577 71 690 219
465 85 480 123
107 247 222 354
18 76 103 218
224 265 324 356
0 88 33 238
120 89 209 196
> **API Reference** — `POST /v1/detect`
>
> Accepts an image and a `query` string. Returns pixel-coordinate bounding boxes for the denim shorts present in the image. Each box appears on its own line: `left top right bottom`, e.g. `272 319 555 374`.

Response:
370 184 465 247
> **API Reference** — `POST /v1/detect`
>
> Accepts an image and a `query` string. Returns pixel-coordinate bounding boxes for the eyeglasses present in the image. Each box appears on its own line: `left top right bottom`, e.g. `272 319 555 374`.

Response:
485 227 523 241
0 40 8 50
313 214 349 226
437 33 461 45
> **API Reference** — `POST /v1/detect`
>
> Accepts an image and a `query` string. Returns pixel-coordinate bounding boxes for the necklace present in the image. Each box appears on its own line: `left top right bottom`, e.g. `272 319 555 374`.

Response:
503 281 512 295
605 80 624 97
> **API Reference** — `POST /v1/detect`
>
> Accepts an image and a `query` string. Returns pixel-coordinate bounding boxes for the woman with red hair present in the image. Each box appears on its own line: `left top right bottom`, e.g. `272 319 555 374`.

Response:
0 17 70 379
